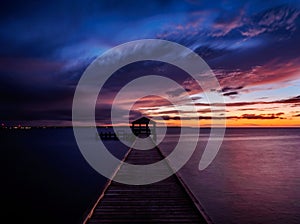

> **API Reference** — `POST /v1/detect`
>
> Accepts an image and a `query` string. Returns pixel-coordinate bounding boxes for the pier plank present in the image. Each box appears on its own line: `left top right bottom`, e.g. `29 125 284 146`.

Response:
84 138 209 224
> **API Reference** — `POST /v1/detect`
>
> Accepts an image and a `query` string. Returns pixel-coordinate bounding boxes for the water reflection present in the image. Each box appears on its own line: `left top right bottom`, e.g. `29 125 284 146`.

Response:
159 128 300 224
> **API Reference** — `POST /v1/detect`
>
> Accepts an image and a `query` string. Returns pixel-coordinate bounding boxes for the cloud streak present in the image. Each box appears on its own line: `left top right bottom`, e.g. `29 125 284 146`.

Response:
195 95 300 107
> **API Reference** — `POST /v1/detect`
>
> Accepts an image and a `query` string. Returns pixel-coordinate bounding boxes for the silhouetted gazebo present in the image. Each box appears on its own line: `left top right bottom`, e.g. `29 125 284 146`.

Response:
131 117 156 140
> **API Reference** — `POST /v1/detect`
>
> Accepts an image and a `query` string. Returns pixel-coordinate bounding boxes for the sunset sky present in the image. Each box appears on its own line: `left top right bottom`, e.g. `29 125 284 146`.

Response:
1 0 300 127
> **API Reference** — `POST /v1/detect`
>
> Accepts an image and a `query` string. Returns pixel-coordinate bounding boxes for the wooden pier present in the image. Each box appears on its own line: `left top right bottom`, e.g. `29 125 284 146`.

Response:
84 136 210 223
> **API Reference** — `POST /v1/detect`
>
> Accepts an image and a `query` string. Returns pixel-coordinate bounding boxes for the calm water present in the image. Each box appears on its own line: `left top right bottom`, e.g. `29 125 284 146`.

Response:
1 128 128 223
159 128 300 224
2 128 300 223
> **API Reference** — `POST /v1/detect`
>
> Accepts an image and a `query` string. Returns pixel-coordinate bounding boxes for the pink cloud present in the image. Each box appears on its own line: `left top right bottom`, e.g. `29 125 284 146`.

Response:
194 95 300 107
217 57 300 89
240 27 266 37
211 9 245 37
242 7 300 37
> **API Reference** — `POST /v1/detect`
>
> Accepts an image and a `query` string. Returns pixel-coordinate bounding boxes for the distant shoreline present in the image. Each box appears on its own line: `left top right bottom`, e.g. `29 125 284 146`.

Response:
1 126 300 130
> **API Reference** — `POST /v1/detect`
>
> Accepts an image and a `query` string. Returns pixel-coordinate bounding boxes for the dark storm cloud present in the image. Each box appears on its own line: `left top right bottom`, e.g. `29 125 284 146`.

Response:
223 91 239 96
239 113 285 119
221 86 244 92
155 112 285 121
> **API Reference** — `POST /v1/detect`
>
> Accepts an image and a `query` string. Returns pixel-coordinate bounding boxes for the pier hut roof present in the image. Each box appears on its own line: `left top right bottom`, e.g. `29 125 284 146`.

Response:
132 116 155 125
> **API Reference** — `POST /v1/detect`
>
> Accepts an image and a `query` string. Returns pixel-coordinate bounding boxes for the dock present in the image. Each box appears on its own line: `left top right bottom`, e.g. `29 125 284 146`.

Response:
84 136 210 223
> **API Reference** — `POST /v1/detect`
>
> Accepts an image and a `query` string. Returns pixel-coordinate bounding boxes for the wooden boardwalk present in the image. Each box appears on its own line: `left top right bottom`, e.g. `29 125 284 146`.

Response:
84 137 210 223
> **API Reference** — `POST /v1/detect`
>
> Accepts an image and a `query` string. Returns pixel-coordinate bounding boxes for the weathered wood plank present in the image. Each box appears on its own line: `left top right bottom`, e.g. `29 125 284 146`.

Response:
84 137 210 224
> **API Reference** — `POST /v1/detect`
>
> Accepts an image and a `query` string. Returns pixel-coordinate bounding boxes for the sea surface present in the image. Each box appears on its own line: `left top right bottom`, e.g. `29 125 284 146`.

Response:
2 127 300 223
159 128 300 224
